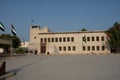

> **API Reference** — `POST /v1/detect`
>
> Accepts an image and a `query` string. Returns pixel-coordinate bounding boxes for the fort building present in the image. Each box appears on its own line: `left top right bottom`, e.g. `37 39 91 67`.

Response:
29 25 110 55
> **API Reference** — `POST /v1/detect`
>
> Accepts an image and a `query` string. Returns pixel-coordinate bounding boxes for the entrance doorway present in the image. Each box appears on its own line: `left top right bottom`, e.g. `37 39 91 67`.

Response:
40 43 46 53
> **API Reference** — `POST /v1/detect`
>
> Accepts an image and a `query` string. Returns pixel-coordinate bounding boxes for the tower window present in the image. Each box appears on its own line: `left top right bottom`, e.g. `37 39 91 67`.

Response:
34 37 36 39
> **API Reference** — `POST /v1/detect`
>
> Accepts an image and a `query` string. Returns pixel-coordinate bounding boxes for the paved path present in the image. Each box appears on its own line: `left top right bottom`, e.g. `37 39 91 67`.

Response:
2 54 120 80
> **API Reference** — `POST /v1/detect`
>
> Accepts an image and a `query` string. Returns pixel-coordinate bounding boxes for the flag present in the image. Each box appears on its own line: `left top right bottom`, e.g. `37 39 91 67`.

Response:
11 24 16 35
0 22 5 31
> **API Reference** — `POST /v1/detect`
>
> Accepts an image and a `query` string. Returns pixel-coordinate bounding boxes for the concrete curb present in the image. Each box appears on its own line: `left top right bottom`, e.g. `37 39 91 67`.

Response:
0 72 16 80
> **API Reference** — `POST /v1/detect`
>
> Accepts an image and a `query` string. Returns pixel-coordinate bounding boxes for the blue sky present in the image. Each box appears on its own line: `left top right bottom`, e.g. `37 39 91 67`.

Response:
0 0 120 41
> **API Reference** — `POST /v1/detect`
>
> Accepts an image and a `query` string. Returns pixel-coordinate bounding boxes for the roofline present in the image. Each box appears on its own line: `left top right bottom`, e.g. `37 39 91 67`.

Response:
38 30 106 35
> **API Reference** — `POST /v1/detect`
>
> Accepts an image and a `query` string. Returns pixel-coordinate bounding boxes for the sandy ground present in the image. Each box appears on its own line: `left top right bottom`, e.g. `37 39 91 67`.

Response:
2 54 120 80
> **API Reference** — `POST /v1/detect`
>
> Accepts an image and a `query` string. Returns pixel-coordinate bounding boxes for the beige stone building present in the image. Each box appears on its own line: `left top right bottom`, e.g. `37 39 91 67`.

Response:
29 26 110 55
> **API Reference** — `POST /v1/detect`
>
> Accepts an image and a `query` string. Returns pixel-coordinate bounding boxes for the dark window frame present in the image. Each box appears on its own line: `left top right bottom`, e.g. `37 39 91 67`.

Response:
59 37 62 42
102 46 105 51
92 46 95 51
87 37 90 41
96 46 99 51
92 37 94 41
40 38 43 42
59 46 62 51
44 38 47 42
87 46 90 51
68 46 71 51
63 37 66 42
96 36 99 41
55 38 58 42
73 46 76 51
71 37 74 42
48 38 50 42
67 37 70 42
101 36 104 41
83 46 86 51
63 46 66 51
52 38 54 42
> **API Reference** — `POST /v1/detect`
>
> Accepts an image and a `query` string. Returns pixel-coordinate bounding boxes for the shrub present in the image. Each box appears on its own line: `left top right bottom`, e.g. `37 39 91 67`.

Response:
15 48 25 54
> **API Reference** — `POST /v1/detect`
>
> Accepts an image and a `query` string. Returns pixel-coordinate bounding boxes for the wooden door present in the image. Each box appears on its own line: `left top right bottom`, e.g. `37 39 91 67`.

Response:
40 43 46 53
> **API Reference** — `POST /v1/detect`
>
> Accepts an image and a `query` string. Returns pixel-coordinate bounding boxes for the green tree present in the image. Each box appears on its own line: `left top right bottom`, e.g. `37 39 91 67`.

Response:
81 28 87 31
0 34 21 48
106 22 120 53
11 36 21 48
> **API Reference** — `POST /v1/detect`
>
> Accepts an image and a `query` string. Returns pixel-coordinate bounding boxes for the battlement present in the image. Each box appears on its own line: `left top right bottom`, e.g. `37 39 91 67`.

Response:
30 25 50 33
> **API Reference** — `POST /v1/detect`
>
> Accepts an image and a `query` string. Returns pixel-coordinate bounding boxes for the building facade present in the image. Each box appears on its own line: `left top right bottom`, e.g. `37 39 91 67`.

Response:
21 41 30 48
29 26 110 55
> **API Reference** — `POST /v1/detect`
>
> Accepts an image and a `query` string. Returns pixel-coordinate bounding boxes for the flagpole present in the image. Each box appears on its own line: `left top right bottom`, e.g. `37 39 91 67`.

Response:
10 38 12 55
31 20 33 26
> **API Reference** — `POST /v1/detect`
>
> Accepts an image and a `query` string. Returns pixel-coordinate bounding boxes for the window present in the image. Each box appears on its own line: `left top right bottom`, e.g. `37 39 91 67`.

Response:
41 38 43 42
83 46 86 51
96 46 99 51
101 36 104 41
68 46 71 51
44 38 47 42
48 38 50 42
67 37 70 42
82 36 86 42
63 37 66 42
73 46 76 51
63 46 66 51
92 46 95 51
59 46 62 51
87 46 90 51
71 37 74 42
59 37 62 42
34 37 36 39
102 46 105 51
87 37 90 41
96 36 99 41
52 38 54 42
92 37 94 41
55 38 58 42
